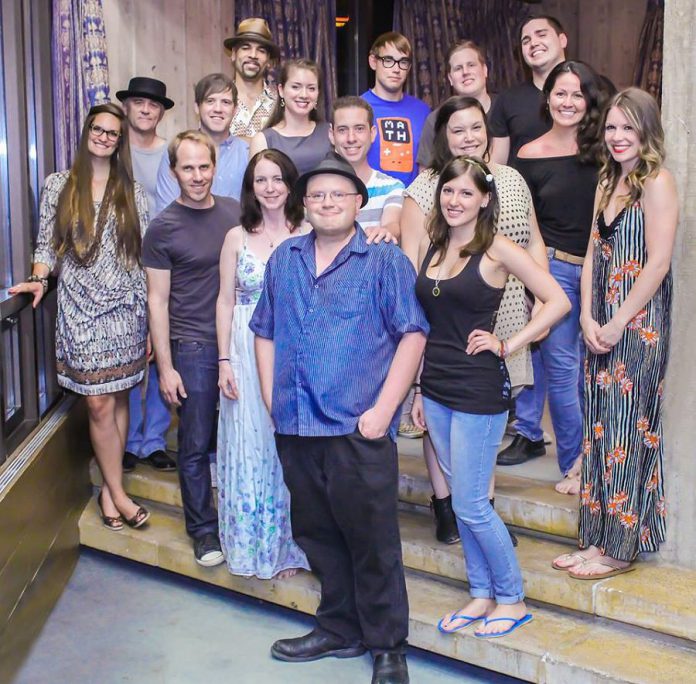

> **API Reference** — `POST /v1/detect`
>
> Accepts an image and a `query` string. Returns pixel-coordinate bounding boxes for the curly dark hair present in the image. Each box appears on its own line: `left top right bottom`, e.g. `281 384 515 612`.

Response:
542 60 615 165
430 96 491 174
240 149 304 232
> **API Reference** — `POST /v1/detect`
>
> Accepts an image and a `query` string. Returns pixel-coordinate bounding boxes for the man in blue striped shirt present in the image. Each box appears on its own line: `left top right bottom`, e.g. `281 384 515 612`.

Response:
250 155 427 684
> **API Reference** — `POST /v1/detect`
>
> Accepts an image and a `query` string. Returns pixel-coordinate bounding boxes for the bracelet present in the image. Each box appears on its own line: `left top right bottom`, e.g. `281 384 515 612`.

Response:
27 274 48 291
218 357 230 363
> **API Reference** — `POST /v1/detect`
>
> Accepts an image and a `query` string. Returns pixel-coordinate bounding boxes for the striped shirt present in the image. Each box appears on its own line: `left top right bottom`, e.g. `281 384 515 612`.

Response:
250 226 429 439
357 170 405 230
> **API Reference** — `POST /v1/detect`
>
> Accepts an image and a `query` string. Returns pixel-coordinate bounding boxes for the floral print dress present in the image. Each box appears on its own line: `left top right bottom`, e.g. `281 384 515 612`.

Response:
217 239 309 578
579 203 671 561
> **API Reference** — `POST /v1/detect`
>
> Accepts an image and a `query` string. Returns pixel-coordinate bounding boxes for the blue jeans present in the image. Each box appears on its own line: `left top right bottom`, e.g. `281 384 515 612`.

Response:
126 362 171 457
171 340 219 539
514 257 583 474
423 397 524 604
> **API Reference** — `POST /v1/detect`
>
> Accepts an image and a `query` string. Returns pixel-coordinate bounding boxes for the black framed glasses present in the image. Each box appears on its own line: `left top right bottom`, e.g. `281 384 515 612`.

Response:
374 55 411 71
89 124 121 141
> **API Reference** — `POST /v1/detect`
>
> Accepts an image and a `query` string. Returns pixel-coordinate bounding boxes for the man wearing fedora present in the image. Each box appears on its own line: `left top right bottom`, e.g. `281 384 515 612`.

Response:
250 155 427 684
116 77 177 474
224 17 279 140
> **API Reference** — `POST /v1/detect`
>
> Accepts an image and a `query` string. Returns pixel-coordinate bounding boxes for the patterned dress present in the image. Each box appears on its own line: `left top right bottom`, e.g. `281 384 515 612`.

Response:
33 171 148 395
579 203 671 561
217 238 309 578
405 163 534 388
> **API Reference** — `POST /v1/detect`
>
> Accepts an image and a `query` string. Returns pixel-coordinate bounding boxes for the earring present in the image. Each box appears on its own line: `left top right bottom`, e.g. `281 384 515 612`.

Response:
280 97 285 108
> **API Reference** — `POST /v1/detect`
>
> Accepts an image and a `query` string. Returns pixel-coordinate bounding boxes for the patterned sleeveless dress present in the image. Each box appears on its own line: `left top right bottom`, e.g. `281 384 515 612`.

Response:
217 238 309 578
579 203 671 561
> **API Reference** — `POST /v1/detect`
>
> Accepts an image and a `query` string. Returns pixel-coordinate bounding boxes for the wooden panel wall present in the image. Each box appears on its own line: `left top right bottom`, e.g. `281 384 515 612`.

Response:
540 0 647 90
102 0 236 142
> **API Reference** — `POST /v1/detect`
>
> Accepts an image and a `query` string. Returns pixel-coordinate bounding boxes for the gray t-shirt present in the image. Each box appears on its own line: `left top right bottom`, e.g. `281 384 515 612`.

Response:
131 143 167 219
142 195 241 343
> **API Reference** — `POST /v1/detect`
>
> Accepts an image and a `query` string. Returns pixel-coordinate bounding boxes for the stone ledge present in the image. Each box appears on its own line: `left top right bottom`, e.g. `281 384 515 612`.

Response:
79 498 696 683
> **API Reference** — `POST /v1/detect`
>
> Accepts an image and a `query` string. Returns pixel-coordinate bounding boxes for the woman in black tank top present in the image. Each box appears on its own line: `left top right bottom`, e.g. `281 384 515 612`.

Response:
411 156 570 638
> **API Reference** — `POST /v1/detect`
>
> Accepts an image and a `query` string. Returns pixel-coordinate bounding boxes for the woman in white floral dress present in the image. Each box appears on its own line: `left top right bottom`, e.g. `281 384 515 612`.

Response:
216 150 309 579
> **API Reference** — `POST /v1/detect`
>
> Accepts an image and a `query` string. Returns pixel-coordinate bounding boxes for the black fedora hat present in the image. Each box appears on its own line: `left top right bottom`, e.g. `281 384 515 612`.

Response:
116 77 174 110
294 152 369 207
223 17 280 61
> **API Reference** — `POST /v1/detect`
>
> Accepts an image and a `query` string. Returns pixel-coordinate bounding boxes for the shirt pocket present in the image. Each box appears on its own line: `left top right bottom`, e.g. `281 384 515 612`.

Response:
330 285 368 319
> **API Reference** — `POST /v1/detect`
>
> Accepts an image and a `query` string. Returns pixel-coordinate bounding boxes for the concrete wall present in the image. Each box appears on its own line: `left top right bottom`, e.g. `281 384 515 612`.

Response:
102 0 236 142
659 0 696 569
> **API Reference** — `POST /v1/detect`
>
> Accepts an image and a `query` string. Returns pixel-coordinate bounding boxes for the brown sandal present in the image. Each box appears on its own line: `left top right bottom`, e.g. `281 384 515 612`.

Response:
97 491 124 531
123 501 150 529
568 556 635 580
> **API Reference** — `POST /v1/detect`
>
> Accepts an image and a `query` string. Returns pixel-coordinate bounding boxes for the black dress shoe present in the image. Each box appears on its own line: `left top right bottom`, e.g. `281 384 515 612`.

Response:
497 434 546 466
122 451 138 472
372 653 409 684
144 449 177 471
271 630 366 662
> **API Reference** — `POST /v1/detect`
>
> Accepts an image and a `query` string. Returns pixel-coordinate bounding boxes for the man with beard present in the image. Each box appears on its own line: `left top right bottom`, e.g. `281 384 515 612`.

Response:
116 77 177 474
224 18 279 140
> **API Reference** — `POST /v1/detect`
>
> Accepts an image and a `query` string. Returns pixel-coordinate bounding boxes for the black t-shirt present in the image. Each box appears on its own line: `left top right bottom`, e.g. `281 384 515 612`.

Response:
488 82 550 166
516 156 598 257
142 195 241 343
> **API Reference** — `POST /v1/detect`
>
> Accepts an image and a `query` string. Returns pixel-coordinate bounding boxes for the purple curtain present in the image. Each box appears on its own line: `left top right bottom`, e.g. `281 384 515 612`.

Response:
52 0 110 170
393 0 532 107
234 0 337 117
633 0 664 104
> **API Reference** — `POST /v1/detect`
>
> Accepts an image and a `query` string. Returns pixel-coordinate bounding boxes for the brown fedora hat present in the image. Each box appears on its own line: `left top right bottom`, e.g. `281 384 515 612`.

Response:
223 18 280 61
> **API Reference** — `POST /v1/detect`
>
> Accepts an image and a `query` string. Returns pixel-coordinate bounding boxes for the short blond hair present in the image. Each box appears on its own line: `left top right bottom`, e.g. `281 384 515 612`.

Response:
168 130 217 168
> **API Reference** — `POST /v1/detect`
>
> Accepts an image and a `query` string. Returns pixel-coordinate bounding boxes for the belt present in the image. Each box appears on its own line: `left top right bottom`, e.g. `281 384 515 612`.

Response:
547 247 584 266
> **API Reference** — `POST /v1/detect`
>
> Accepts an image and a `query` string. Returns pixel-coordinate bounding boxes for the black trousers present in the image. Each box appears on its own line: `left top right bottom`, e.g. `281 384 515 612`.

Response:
275 431 409 654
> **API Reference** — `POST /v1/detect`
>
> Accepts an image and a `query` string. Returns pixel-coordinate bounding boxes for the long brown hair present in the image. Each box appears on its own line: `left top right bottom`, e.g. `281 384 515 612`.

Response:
54 103 141 267
264 59 323 128
597 88 665 212
428 156 499 266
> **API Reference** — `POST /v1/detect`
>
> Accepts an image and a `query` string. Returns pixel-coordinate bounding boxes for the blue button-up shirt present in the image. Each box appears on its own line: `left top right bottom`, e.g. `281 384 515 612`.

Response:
250 227 429 439
154 134 249 216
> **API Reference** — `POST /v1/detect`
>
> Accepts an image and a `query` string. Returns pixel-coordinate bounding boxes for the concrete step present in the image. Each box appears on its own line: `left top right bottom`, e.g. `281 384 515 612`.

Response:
96 448 580 541
79 499 696 684
92 462 696 644
397 451 579 540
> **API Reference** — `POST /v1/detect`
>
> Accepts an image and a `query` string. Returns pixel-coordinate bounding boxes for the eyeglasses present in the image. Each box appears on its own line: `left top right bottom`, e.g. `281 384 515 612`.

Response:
374 55 412 71
89 124 121 141
304 191 360 203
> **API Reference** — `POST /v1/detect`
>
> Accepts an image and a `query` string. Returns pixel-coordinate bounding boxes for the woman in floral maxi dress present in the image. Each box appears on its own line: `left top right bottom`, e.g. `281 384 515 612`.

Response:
553 88 678 578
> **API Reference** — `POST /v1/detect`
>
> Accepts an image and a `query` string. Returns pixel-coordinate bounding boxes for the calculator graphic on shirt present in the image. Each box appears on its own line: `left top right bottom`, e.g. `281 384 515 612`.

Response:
376 117 414 174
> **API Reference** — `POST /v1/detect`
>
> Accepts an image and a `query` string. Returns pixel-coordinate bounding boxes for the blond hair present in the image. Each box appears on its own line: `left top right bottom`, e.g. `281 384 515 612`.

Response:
598 87 665 211
168 130 217 168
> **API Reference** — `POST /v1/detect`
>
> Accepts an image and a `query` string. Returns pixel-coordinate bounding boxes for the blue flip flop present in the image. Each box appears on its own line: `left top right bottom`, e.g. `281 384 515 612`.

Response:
437 611 485 634
474 613 534 639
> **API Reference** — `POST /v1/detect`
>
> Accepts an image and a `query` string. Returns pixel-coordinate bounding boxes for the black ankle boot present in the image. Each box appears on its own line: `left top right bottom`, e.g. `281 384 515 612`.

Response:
490 497 518 547
431 495 460 544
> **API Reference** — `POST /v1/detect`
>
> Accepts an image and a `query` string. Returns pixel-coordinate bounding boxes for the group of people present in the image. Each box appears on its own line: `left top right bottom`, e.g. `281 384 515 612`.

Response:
9 12 677 684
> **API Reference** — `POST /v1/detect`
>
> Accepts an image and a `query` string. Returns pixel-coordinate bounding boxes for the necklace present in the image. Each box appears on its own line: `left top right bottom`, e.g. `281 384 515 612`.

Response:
432 261 444 297
259 222 290 249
